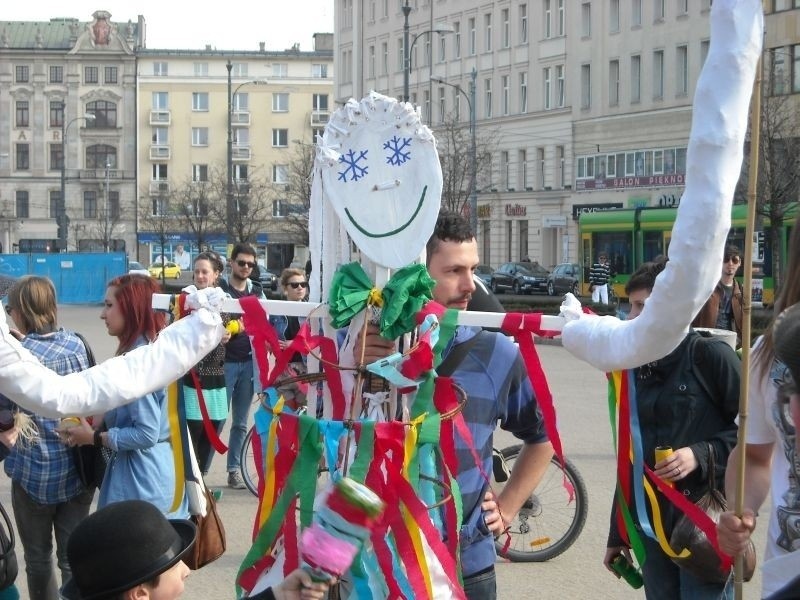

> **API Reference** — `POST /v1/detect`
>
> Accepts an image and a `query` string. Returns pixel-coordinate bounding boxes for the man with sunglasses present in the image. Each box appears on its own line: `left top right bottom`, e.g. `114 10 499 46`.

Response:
217 243 265 489
692 244 744 344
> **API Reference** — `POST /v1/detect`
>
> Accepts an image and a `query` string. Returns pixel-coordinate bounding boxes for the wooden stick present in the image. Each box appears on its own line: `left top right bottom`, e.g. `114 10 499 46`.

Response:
734 51 763 600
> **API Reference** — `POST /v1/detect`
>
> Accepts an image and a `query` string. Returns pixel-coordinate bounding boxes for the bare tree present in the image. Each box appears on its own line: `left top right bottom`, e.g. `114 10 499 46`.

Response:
138 189 177 285
172 170 226 251
431 115 498 215
79 202 127 252
735 90 800 289
277 141 315 246
206 168 276 244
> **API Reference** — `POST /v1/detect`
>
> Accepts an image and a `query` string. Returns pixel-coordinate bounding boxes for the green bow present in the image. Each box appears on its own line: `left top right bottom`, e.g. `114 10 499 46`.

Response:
328 262 435 339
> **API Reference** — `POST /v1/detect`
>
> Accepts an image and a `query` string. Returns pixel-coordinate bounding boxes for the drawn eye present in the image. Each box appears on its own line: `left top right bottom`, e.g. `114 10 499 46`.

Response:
337 149 369 182
383 136 411 166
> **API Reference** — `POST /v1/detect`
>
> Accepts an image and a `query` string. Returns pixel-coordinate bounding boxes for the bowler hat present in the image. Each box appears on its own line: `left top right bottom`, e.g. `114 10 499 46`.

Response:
774 303 800 393
61 500 196 600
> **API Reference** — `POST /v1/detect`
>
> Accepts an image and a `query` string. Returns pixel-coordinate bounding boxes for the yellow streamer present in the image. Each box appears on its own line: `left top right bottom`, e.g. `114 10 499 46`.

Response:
401 420 433 598
259 395 285 528
402 414 426 479
167 381 185 513
643 478 691 559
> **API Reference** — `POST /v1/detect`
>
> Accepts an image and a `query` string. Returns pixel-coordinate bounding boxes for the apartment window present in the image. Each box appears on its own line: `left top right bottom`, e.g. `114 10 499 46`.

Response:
84 66 99 84
15 101 29 128
49 191 59 218
771 48 787 95
438 87 446 123
501 9 510 48
484 13 492 52
438 34 446 62
152 92 168 109
233 129 250 148
679 0 689 14
16 143 30 171
50 101 64 128
313 94 329 111
610 0 620 32
631 54 641 102
632 0 643 26
700 40 710 67
231 63 248 77
272 63 288 78
153 62 168 76
676 45 688 96
192 92 209 111
16 191 29 219
556 65 565 107
104 66 118 84
84 191 97 219
453 88 461 120
653 49 664 99
543 67 552 110
484 78 493 118
312 64 328 78
368 45 376 78
424 35 431 67
194 62 209 76
50 143 63 171
108 191 120 220
536 147 545 189
609 60 620 105
581 64 592 109
557 145 565 187
454 21 461 57
233 164 249 182
87 144 117 169
794 44 800 93
500 75 510 115
655 0 665 20
383 0 388 17
15 65 30 83
192 128 209 146
273 200 287 218
581 3 591 37
272 129 289 147
518 149 528 189
273 164 288 184
192 164 208 182
469 18 476 55
557 0 565 35
273 93 289 112
397 39 405 71
381 42 389 75
423 90 430 123
520 72 528 113
545 0 552 38
152 164 168 180
520 4 528 43
369 0 376 20
49 65 63 83
233 92 249 111
86 100 117 128
500 151 510 188
152 127 169 145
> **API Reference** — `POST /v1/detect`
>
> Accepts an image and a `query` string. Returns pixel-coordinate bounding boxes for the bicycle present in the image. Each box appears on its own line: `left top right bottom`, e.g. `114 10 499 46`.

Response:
241 432 588 563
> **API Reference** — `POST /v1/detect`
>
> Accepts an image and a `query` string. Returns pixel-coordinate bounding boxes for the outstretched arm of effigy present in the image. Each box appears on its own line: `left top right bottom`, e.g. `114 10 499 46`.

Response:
562 0 763 372
0 290 224 418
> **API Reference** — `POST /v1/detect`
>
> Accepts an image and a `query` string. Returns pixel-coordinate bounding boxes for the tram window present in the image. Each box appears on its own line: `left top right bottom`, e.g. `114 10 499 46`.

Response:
642 231 664 262
593 231 632 275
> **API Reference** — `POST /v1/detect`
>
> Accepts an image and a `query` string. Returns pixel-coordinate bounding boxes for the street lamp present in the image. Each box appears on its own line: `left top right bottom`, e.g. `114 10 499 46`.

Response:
60 108 95 250
226 60 267 243
402 1 454 103
431 68 478 235
104 159 111 252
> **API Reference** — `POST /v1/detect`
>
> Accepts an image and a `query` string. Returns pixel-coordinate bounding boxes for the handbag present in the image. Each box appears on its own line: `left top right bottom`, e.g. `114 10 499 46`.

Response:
669 443 756 583
0 499 18 590
185 483 226 570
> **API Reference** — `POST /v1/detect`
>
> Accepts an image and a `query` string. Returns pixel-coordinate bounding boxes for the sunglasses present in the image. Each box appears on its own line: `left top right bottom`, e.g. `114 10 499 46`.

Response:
235 260 256 269
288 282 308 289
724 256 741 264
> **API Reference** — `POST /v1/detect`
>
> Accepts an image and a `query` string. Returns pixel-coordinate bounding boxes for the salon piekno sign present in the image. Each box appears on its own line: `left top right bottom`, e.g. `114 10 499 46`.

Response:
576 173 685 191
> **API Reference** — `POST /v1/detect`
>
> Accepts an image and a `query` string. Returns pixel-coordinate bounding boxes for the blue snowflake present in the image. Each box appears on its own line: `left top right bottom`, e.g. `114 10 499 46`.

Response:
383 135 412 166
337 149 369 182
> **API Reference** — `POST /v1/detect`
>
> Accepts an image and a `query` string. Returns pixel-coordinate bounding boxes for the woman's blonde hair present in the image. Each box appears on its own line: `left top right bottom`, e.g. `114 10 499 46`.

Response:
7 276 58 334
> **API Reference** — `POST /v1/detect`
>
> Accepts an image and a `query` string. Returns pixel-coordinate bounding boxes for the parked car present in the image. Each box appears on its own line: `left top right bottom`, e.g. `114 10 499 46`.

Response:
128 261 149 276
148 261 182 279
547 262 582 297
475 264 493 286
258 268 279 291
490 262 549 295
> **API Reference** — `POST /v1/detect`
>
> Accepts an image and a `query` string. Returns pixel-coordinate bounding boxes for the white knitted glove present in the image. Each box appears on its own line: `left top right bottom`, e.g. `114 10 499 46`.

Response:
560 293 584 323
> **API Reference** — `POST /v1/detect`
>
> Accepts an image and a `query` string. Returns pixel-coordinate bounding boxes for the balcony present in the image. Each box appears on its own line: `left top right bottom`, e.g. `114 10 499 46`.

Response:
231 110 251 126
78 168 131 181
150 145 171 160
232 146 251 161
149 110 171 125
149 181 171 195
311 111 330 126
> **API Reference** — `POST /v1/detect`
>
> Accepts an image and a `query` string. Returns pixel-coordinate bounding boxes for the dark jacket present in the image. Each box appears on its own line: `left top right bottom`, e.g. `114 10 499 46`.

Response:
692 280 744 341
607 331 740 547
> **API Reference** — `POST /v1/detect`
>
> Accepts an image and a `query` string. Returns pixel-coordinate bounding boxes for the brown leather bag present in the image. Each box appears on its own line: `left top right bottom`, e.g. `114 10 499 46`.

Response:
185 485 226 570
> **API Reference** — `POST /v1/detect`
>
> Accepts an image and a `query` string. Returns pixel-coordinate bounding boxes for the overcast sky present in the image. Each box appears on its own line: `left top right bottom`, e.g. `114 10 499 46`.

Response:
2 1 334 51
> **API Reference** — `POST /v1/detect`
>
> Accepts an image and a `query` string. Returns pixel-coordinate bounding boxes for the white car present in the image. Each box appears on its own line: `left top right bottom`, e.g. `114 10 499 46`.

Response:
128 261 149 276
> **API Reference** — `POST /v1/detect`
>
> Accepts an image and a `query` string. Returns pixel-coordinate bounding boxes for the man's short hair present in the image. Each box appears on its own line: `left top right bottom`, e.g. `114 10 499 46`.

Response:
426 211 474 263
624 256 668 296
598 253 608 261
230 243 257 261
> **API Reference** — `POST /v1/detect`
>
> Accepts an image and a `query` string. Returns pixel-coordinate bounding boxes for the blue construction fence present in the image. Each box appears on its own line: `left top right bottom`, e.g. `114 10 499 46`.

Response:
0 252 127 304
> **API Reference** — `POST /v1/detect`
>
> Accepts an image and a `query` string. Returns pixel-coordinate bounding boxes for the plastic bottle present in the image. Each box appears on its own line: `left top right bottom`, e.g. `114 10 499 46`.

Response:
610 554 644 589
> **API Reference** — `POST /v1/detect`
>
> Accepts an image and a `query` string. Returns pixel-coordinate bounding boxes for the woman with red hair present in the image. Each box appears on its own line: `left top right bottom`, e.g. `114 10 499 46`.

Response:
67 275 188 518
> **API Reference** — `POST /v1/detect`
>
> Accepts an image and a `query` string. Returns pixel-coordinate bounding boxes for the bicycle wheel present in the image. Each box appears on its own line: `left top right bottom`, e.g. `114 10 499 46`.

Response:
240 426 260 497
493 445 588 562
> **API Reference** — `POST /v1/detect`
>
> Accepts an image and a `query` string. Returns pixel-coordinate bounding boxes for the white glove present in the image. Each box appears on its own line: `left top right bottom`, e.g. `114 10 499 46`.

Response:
560 293 583 323
182 286 227 314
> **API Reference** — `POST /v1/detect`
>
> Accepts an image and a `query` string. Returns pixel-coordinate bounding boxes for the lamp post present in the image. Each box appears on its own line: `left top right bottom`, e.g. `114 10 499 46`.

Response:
226 61 266 243
431 68 478 235
104 159 111 252
401 0 453 103
59 107 95 250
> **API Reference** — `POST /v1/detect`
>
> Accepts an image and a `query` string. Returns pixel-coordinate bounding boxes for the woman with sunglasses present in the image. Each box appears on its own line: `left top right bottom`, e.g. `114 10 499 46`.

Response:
0 276 93 600
66 275 188 518
268 269 309 410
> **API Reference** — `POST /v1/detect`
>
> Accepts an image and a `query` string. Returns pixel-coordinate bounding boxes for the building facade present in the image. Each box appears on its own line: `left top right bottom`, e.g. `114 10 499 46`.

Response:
334 0 800 273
